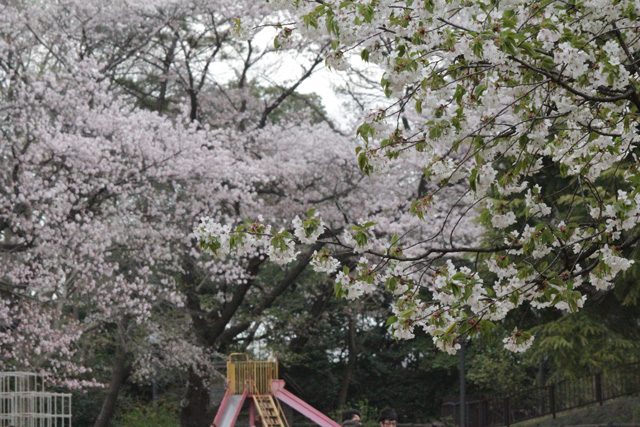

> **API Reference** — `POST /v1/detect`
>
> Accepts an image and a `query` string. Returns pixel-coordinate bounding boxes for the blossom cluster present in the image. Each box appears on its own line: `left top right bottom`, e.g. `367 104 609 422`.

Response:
196 210 328 269
503 329 535 353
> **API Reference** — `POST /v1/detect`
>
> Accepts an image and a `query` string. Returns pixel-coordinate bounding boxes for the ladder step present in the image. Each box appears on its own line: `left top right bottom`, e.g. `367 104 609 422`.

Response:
252 394 286 427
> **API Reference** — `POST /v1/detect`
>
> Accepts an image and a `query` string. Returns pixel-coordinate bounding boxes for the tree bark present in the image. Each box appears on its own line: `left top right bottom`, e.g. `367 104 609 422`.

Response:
157 36 178 113
337 313 357 409
216 243 324 348
180 369 214 427
93 341 130 427
288 280 333 353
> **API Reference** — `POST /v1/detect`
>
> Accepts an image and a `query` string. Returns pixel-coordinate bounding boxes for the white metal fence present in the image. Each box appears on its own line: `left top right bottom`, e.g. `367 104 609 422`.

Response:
0 372 72 427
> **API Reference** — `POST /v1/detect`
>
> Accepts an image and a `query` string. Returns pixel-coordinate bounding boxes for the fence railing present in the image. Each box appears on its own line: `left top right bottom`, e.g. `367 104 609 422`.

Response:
227 353 278 395
0 372 72 427
441 361 640 426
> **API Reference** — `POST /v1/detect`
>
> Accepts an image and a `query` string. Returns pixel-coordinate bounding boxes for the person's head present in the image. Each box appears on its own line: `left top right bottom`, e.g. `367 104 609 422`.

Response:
378 407 398 427
341 408 361 423
342 420 361 427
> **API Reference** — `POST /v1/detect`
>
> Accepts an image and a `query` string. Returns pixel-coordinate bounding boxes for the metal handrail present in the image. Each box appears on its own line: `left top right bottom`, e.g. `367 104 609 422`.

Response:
274 396 290 427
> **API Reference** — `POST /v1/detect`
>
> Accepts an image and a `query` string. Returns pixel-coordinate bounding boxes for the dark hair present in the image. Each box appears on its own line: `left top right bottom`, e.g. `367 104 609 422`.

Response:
341 408 361 422
342 420 361 427
377 407 398 423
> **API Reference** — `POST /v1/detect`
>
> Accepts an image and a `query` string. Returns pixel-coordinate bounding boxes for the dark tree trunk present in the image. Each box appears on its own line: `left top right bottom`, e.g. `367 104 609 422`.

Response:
180 369 214 427
288 280 333 353
158 37 177 113
337 313 357 409
93 342 130 427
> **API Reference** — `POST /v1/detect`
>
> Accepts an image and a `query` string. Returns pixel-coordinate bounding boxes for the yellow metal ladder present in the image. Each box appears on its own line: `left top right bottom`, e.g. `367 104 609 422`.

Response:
253 394 288 427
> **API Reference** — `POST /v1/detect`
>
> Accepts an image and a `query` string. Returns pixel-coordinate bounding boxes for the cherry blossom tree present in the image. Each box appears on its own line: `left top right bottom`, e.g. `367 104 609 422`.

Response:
2 1 470 426
0 47 240 418
198 0 640 355
0 1 296 424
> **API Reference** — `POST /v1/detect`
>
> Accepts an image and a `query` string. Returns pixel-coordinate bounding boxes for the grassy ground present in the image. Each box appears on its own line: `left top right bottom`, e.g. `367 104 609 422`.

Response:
513 395 640 426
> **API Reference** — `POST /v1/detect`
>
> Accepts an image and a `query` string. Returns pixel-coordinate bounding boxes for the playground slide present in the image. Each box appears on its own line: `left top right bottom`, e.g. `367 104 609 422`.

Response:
214 386 248 427
271 380 340 427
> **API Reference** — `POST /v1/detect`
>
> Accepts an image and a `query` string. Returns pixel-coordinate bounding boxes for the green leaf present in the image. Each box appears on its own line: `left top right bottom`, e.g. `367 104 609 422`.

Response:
469 168 478 192
474 84 487 98
358 152 369 174
520 41 537 57
451 273 468 281
501 37 517 55
400 309 415 318
472 38 484 58
363 4 374 22
334 281 344 297
429 124 442 139
453 84 466 106
425 0 435 13
502 9 517 28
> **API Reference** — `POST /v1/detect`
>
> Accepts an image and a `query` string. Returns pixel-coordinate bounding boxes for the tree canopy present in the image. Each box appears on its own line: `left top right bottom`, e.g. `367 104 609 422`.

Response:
3 0 640 425
199 0 640 354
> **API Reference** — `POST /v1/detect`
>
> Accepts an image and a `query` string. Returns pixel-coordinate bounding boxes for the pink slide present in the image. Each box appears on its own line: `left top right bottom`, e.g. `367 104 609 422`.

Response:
271 380 340 427
214 384 248 427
